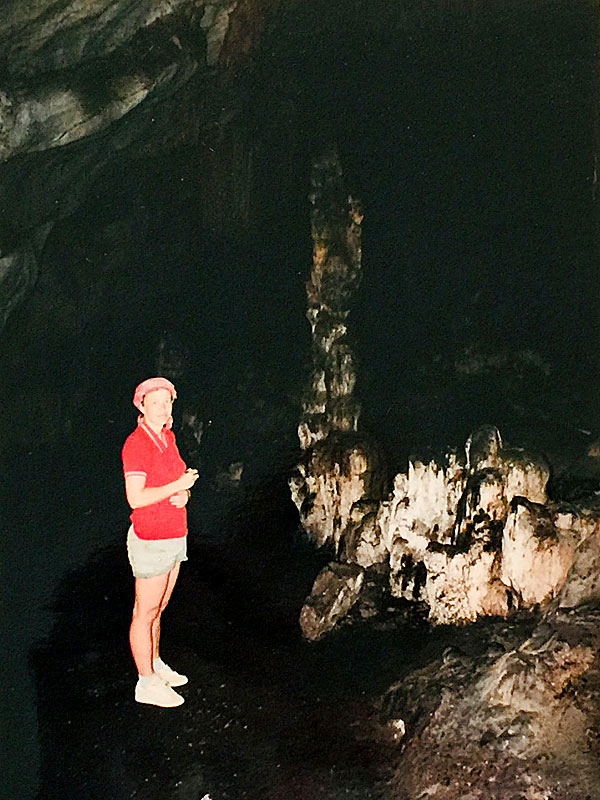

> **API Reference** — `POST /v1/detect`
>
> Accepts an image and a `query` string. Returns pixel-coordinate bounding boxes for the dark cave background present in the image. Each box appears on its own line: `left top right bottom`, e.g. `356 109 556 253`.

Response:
1 0 598 797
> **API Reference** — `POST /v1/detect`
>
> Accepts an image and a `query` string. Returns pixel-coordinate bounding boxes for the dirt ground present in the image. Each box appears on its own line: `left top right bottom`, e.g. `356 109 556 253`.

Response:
33 519 537 800
32 528 405 800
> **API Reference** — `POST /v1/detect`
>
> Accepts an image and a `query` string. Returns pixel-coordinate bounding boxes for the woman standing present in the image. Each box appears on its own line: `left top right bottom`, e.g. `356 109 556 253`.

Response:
122 377 198 707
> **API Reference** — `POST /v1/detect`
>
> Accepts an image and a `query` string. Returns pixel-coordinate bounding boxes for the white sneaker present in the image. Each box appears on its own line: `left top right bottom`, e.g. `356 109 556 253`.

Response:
156 664 188 687
135 675 184 707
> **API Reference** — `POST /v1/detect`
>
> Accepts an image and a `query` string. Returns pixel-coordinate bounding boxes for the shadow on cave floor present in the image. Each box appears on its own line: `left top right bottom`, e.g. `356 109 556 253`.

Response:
31 483 392 800
29 471 532 800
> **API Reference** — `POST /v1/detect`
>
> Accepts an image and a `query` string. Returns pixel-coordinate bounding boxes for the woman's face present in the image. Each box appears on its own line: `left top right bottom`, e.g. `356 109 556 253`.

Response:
141 388 173 428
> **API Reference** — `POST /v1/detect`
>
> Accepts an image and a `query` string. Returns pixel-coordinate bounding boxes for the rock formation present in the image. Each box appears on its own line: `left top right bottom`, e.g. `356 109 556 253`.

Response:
0 0 280 333
297 146 363 451
299 561 365 642
288 148 388 638
381 594 600 799
290 147 385 544
298 423 600 639
372 445 600 799
290 154 597 641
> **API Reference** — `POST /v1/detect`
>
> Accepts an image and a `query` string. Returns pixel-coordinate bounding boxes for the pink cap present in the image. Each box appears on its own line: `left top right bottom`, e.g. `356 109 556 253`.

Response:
133 377 177 412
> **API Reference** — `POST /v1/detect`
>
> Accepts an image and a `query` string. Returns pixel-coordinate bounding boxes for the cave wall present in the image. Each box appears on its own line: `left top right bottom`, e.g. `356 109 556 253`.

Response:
1 0 596 345
0 0 291 336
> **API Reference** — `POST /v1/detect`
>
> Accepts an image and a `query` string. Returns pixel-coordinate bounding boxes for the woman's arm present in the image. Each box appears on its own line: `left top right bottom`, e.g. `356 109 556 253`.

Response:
168 490 190 508
125 469 198 510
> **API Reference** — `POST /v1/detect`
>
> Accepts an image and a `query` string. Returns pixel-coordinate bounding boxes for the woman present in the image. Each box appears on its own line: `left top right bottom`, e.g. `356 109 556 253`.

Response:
122 377 198 707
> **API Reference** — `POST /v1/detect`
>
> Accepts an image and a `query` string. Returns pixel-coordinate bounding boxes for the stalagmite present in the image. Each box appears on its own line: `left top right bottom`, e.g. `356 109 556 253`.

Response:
296 416 600 637
290 148 384 551
291 148 386 640
298 146 363 451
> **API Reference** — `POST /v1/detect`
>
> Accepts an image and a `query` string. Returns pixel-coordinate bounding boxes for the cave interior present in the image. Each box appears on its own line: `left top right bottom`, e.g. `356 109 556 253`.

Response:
2 0 598 797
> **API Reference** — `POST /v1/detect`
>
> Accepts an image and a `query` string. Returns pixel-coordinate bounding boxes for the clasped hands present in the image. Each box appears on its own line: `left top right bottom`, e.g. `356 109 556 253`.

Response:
169 468 199 507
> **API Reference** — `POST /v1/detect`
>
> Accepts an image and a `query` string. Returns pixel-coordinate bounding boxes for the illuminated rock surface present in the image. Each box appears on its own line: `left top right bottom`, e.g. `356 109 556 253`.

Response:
299 426 600 634
382 608 600 800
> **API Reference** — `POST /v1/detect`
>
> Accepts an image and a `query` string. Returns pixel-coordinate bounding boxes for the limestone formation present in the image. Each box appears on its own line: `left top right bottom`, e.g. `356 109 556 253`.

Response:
291 149 385 557
501 498 578 608
298 424 600 637
375 430 585 625
298 147 363 451
290 433 384 552
341 501 386 568
557 505 600 609
381 455 465 604
292 150 391 638
425 542 509 625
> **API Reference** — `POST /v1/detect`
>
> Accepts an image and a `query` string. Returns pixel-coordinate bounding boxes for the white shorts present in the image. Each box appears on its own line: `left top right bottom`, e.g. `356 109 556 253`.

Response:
126 525 187 579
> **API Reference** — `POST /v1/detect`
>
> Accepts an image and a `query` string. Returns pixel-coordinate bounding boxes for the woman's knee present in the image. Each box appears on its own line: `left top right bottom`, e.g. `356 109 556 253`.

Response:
132 599 162 623
132 574 169 619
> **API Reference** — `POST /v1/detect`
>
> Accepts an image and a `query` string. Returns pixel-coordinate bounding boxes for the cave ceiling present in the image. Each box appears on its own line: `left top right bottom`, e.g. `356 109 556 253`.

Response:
0 0 286 331
0 0 596 334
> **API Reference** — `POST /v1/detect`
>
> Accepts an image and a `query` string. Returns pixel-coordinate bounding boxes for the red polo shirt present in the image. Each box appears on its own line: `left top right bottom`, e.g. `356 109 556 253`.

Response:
122 422 188 540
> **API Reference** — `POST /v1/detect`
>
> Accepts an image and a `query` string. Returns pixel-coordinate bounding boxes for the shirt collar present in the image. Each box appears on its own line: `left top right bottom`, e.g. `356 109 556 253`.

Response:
140 422 168 452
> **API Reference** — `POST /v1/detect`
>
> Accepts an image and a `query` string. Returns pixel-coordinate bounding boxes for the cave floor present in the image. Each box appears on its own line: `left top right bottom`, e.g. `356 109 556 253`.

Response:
32 526 401 800
31 516 535 800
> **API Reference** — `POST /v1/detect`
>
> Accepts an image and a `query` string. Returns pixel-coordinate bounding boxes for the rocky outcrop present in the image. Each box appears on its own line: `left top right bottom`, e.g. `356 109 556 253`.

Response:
381 606 600 800
557 505 600 609
291 149 391 639
298 425 600 639
1 2 206 164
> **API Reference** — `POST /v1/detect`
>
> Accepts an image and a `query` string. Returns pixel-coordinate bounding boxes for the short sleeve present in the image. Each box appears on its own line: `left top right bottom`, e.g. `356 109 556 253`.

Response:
122 431 147 479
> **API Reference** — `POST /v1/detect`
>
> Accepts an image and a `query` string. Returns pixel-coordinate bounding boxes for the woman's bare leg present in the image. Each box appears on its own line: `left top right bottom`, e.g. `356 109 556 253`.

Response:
151 562 180 661
129 572 170 676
